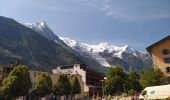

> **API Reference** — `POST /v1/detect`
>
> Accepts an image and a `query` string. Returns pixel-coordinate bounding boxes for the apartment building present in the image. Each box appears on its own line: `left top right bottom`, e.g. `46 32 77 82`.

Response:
52 63 105 97
147 35 170 80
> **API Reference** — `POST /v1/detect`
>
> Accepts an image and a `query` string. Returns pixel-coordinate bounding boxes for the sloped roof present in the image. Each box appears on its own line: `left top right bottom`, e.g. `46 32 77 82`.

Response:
146 35 170 53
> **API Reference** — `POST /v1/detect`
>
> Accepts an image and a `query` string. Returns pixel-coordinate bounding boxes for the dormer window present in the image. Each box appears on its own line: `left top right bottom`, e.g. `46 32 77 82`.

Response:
162 49 169 55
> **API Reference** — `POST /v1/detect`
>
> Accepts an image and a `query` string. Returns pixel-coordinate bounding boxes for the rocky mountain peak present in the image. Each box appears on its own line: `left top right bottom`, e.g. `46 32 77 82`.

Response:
24 21 50 32
35 21 47 29
23 21 152 72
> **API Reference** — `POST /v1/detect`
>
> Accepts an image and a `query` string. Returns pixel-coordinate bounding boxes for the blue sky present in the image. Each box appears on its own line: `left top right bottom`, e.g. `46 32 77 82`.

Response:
0 0 170 51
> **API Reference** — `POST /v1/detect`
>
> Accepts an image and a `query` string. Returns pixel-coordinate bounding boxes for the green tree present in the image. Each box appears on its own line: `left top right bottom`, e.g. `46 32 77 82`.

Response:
105 67 127 95
34 73 52 97
0 76 16 99
69 75 81 99
128 72 142 92
53 73 71 98
140 68 166 88
0 64 32 99
52 82 60 99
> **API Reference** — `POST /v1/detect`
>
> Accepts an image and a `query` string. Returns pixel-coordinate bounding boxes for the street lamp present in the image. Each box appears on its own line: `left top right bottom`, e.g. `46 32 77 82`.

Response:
100 77 107 97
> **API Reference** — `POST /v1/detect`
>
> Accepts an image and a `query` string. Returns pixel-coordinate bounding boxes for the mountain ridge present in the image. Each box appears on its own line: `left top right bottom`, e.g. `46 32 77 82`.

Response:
24 21 152 72
0 16 85 71
24 21 108 74
59 36 152 72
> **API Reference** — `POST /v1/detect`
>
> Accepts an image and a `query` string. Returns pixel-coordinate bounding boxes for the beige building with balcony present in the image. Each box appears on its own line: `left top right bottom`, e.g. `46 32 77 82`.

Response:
147 35 170 80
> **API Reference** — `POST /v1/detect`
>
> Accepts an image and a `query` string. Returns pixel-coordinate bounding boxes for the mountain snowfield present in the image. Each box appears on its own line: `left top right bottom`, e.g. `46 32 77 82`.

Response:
24 21 152 72
59 37 137 58
59 37 112 67
59 37 150 67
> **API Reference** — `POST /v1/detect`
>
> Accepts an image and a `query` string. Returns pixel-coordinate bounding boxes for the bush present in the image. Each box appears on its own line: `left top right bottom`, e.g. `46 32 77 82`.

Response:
128 89 135 96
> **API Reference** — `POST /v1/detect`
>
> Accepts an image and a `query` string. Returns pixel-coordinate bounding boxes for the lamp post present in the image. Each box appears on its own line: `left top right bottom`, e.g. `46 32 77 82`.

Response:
100 77 107 98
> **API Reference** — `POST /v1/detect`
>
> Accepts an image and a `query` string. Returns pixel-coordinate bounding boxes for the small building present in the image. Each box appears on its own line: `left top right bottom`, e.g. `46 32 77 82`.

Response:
52 63 105 97
147 35 170 80
30 71 58 86
29 70 46 83
0 63 59 100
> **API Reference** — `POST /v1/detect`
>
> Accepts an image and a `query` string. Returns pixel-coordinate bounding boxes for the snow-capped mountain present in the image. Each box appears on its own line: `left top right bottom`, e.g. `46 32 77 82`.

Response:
24 21 152 72
24 22 67 47
59 37 111 67
59 37 148 60
59 37 152 72
24 21 108 74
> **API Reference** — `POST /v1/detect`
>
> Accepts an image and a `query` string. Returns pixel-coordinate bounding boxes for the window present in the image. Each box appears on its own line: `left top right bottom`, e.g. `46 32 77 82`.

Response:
164 58 170 63
142 91 147 96
166 67 170 73
162 49 169 55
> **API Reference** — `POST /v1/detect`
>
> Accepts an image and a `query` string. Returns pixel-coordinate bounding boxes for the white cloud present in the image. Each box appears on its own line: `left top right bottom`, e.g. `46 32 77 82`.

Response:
75 0 170 21
76 0 114 17
106 11 114 16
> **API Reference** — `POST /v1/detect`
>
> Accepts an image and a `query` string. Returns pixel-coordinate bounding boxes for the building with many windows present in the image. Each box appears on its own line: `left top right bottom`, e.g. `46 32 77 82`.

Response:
147 35 170 80
0 62 105 98
52 63 105 97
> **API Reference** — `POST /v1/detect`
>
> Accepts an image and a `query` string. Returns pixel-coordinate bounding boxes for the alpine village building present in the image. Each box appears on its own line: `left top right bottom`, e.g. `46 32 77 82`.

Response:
52 63 105 97
147 35 170 82
0 62 105 99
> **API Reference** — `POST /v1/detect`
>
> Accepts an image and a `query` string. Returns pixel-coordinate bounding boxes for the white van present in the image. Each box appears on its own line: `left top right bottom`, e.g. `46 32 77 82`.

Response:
139 84 170 100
